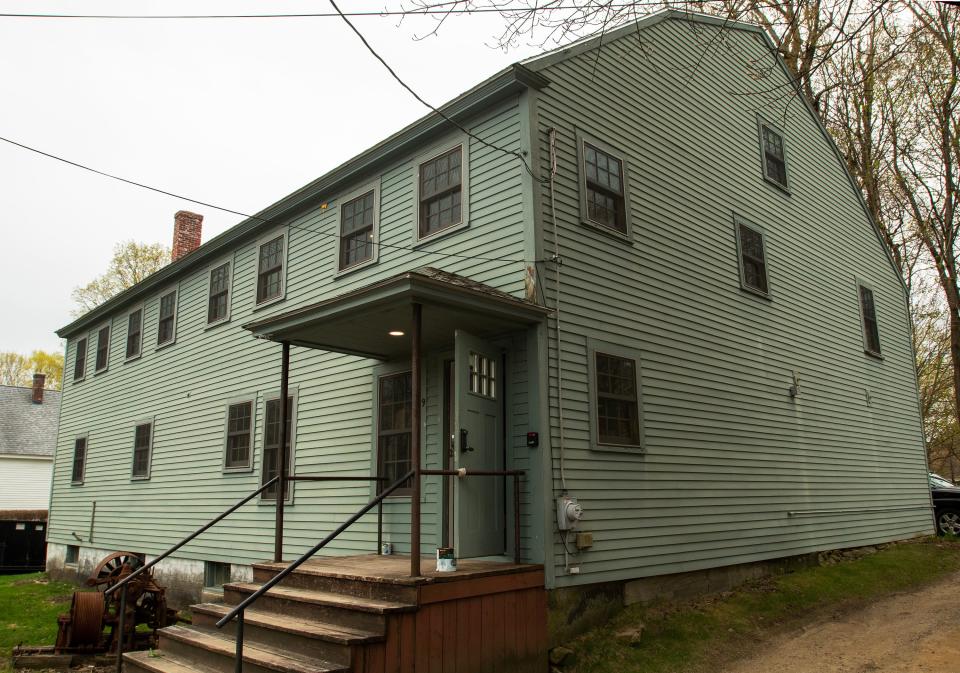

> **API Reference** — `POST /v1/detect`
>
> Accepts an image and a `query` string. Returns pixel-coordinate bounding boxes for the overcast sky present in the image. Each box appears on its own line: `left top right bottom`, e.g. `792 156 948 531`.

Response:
0 1 547 355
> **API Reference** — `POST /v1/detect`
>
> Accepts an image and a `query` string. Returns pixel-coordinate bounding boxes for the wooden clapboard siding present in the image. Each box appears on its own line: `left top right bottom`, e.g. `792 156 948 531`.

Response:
48 97 537 566
527 15 931 587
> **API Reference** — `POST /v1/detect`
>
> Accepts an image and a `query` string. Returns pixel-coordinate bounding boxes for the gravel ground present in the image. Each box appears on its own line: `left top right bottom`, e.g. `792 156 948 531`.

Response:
720 570 960 673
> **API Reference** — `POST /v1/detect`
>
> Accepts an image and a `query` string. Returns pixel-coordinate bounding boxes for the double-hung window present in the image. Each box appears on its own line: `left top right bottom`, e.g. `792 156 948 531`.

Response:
377 372 413 495
157 290 177 346
760 120 789 191
858 283 882 356
339 189 377 271
577 133 632 238
418 145 464 239
588 341 644 452
73 338 87 381
261 395 294 501
132 421 153 479
126 308 143 359
224 401 254 470
207 262 231 324
256 234 286 305
735 218 770 296
94 324 110 373
71 436 87 484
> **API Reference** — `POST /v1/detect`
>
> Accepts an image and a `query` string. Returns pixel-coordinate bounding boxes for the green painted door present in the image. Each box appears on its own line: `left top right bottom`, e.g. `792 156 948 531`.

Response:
454 330 505 558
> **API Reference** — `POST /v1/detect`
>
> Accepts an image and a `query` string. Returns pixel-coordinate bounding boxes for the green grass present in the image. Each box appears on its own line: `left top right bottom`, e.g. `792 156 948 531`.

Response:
566 537 960 673
0 573 75 673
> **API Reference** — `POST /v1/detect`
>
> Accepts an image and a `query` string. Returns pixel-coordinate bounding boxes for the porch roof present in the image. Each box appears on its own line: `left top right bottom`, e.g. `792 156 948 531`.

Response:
243 268 550 360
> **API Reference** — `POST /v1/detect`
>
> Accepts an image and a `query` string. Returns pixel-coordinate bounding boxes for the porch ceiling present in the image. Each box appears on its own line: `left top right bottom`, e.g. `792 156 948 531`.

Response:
242 268 550 360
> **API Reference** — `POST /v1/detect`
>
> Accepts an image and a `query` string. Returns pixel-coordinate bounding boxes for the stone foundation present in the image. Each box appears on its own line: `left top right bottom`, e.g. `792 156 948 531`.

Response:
45 542 253 609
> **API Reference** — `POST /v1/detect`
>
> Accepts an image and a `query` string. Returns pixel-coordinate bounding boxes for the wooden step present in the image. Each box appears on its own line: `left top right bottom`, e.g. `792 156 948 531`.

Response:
222 582 415 632
124 649 203 673
252 563 418 603
192 603 381 666
158 625 347 673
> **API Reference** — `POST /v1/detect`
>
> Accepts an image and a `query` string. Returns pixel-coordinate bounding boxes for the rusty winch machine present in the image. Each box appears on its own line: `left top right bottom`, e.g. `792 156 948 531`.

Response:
54 551 176 654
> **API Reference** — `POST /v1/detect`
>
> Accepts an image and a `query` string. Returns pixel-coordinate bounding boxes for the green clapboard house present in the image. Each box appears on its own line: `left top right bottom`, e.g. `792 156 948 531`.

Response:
49 9 932 628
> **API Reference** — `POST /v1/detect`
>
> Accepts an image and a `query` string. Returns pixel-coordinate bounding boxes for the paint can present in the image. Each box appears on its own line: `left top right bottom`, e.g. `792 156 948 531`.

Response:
381 542 393 556
436 547 456 572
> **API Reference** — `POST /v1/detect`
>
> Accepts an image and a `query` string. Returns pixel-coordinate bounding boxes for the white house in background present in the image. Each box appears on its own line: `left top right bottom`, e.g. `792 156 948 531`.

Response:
0 375 60 573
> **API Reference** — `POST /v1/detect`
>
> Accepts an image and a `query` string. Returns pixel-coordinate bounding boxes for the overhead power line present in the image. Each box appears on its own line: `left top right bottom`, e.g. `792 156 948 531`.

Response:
0 2 694 20
0 134 534 264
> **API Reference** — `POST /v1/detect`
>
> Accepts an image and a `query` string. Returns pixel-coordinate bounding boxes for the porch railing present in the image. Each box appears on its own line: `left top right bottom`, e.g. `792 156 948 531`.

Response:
103 473 387 673
215 469 416 673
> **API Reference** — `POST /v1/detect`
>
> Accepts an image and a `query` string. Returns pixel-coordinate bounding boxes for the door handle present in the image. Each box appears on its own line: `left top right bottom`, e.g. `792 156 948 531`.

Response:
460 429 475 453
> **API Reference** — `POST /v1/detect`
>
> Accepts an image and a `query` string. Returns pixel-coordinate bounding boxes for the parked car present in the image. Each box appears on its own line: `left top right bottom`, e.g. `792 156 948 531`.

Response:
930 473 960 535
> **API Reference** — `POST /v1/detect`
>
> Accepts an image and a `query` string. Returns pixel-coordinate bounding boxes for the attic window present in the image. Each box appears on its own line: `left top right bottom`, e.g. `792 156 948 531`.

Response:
418 146 463 239
73 337 87 381
584 143 626 233
760 121 789 191
858 283 882 356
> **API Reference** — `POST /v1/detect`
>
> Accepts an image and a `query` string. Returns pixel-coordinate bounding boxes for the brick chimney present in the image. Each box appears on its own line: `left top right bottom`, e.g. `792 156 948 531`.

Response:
32 374 45 404
172 211 203 261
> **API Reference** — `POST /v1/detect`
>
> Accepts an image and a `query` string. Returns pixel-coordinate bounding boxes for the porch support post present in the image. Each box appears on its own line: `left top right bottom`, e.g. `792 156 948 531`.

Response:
274 341 291 563
410 303 422 577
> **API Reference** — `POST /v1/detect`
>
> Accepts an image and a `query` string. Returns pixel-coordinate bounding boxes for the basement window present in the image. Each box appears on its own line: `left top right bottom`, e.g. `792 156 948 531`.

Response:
204 561 231 588
65 545 79 565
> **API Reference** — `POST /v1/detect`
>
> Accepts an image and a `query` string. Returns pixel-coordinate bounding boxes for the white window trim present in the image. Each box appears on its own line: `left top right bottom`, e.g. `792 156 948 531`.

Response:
222 395 257 473
205 257 234 327
334 181 381 276
125 304 145 362
855 276 883 359
155 285 179 350
575 128 634 243
254 228 289 308
92 322 111 375
412 136 470 245
71 433 89 485
586 338 646 454
131 417 155 481
72 336 88 383
757 116 791 194
259 388 298 505
733 214 773 299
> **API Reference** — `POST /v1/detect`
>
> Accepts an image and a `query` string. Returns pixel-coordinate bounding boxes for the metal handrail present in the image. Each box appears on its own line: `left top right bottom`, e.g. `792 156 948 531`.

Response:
216 468 415 629
421 469 525 565
105 476 278 673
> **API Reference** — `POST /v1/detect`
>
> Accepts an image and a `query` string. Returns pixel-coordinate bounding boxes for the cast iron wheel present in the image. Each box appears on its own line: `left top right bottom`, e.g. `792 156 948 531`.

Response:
937 508 960 536
86 551 144 591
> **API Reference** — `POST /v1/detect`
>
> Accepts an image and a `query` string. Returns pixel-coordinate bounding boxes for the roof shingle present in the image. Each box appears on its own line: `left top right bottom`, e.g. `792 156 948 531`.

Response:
0 385 61 458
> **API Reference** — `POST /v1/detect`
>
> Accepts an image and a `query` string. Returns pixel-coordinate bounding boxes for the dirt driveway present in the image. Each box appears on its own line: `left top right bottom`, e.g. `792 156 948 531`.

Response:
720 570 960 673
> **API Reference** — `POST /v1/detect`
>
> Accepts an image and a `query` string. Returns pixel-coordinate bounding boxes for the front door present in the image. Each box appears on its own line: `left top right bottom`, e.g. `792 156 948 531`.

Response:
454 330 505 558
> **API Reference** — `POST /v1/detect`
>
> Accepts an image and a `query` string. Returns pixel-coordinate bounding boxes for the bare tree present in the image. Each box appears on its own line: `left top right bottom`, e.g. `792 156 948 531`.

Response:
71 240 170 315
